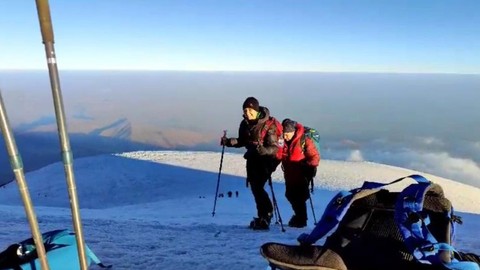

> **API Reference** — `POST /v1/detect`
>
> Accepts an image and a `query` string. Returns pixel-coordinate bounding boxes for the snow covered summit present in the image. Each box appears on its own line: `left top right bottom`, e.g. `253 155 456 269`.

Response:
0 151 478 270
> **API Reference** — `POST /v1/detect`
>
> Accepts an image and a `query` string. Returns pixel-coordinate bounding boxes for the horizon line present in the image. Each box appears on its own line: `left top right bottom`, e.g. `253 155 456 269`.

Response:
0 68 479 76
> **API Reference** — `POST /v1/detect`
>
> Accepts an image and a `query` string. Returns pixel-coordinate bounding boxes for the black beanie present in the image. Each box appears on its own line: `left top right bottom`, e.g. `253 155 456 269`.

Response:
282 118 296 133
242 97 260 112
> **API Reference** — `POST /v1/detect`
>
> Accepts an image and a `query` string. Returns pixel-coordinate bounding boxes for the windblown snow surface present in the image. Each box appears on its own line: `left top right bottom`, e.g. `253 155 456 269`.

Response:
0 151 478 269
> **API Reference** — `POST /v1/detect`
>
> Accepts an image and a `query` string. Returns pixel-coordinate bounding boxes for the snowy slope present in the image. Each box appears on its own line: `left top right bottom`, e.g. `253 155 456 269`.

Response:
0 151 478 270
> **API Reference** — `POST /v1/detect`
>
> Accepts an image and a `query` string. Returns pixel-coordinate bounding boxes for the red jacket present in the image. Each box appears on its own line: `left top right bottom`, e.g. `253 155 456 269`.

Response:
282 123 320 184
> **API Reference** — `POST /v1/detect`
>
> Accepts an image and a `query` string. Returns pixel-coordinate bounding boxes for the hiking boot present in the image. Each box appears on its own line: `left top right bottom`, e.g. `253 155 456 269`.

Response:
249 217 270 230
263 212 273 224
288 215 307 228
250 213 272 230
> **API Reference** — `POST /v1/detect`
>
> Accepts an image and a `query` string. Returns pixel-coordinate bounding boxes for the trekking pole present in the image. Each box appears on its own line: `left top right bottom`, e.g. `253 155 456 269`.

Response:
307 176 317 224
0 91 51 270
266 176 278 224
271 194 279 224
268 177 285 232
212 130 227 217
309 195 317 225
34 1 88 269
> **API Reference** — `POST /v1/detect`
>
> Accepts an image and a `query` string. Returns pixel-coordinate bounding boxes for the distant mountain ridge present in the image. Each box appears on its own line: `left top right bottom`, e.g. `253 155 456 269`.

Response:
13 115 216 149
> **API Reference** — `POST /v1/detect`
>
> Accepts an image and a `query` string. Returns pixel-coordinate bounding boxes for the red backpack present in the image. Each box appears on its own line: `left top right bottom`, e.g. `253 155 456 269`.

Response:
259 117 284 161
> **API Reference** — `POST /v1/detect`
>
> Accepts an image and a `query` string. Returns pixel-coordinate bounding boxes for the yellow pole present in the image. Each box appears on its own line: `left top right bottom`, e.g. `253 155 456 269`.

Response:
34 0 88 269
0 91 50 270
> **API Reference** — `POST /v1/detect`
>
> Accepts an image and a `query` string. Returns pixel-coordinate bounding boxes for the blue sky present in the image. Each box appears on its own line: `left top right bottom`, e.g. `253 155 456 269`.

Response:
0 0 479 73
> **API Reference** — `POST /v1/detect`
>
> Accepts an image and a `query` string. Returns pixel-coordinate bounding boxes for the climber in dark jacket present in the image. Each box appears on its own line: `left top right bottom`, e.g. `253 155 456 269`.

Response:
221 97 281 230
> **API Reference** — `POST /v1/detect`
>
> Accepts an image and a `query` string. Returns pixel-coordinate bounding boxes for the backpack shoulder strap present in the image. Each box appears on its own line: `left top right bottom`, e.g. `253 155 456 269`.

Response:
260 117 274 142
300 127 317 151
394 179 479 270
300 134 306 150
260 117 282 143
300 126 311 150
299 188 382 244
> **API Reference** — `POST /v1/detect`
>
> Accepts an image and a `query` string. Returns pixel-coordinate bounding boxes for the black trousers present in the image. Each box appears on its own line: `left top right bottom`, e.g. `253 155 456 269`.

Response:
246 157 274 218
285 180 310 221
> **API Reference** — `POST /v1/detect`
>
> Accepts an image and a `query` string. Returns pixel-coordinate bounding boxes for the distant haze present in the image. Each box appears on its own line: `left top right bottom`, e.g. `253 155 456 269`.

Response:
0 71 479 187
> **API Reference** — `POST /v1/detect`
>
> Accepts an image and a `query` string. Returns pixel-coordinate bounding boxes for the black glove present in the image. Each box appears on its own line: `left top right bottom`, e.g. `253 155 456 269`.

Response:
220 137 228 146
256 145 268 155
304 166 317 180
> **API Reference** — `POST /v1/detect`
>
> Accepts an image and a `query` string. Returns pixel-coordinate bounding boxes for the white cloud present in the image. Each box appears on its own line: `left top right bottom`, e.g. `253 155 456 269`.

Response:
347 150 364 162
416 136 444 146
407 152 480 187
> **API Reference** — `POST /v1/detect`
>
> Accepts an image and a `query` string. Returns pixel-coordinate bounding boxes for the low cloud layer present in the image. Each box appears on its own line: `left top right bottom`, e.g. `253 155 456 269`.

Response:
405 151 480 187
322 137 480 188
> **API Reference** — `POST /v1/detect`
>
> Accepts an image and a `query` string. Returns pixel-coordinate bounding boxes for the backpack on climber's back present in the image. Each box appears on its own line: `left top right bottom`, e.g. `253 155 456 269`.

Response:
260 116 284 161
301 126 321 192
261 174 480 270
301 126 321 154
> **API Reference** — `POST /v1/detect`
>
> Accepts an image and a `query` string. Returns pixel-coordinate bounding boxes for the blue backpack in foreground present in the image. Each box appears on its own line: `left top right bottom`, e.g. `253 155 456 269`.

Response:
261 174 480 270
0 229 111 270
